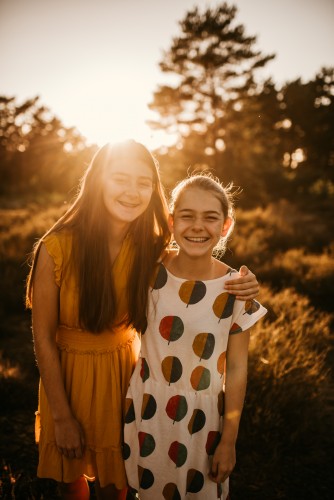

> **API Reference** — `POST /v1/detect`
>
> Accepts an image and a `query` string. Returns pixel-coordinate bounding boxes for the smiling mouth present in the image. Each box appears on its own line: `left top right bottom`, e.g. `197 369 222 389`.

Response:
185 237 209 243
118 201 139 208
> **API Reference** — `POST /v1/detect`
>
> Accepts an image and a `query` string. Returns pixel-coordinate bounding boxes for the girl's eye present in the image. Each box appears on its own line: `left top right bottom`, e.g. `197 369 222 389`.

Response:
181 215 193 220
139 181 153 189
206 216 219 221
112 176 127 184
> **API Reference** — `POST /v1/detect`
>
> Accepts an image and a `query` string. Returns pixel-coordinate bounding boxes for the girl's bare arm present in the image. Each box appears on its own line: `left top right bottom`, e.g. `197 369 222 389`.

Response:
32 243 84 459
210 328 250 483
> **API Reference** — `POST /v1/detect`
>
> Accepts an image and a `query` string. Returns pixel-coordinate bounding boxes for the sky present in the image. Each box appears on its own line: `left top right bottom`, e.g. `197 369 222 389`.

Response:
1 0 333 149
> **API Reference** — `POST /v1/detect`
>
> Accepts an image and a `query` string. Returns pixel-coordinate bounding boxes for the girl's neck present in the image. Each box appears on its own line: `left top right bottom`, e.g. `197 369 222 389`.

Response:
166 250 228 281
107 220 130 243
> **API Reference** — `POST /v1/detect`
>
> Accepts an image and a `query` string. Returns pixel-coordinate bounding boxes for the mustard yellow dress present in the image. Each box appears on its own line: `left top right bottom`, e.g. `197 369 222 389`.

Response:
35 231 140 489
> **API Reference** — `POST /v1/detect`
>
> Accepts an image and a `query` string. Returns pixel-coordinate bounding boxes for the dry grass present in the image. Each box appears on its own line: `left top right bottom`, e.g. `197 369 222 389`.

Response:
0 204 67 260
232 286 334 499
227 200 334 312
0 199 333 498
0 202 67 316
230 199 333 261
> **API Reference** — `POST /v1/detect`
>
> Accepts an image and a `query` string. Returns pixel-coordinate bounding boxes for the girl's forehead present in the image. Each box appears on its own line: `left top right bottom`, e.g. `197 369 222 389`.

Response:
176 187 222 210
105 158 153 178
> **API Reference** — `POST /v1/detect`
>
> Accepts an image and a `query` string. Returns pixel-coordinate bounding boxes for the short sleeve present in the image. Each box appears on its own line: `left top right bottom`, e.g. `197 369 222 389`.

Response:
229 299 267 334
42 233 63 287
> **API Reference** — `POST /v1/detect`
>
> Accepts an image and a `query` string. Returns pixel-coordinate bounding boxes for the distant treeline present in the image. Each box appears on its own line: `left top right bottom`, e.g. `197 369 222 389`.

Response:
1 3 333 211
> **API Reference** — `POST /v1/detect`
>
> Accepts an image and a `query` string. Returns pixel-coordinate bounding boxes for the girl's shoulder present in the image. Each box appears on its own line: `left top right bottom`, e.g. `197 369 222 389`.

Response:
212 258 234 279
158 246 177 264
42 229 74 260
43 228 73 244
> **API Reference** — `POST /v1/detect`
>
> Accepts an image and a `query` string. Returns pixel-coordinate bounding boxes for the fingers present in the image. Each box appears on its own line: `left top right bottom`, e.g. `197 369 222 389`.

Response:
225 281 258 291
57 443 84 459
55 418 85 459
239 265 249 276
224 273 259 300
209 467 233 484
234 286 260 300
235 292 258 300
209 442 236 483
225 275 257 287
225 283 259 296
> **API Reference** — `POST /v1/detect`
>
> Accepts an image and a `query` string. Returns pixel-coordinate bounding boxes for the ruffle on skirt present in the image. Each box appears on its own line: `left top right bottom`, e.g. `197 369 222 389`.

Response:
36 325 140 489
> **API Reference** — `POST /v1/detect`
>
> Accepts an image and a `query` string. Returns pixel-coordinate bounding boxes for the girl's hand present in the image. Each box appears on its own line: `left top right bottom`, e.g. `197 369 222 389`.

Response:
225 265 259 300
209 441 236 484
54 415 85 459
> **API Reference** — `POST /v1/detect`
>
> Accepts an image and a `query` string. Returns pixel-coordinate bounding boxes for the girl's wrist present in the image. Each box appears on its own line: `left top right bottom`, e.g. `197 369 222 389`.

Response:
219 436 237 447
52 409 73 423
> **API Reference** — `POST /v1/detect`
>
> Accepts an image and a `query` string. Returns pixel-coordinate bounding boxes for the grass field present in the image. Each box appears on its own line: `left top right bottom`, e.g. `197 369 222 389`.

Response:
1 199 333 499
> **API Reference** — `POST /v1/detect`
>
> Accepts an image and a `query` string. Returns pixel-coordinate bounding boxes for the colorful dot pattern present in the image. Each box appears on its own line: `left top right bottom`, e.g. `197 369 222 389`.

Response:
124 264 267 499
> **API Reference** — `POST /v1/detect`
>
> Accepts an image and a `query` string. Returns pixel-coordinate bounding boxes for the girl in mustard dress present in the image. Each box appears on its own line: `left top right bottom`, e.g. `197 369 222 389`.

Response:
26 140 260 500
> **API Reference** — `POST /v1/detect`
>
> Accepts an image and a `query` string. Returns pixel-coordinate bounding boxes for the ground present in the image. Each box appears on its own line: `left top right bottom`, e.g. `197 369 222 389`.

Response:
0 312 333 499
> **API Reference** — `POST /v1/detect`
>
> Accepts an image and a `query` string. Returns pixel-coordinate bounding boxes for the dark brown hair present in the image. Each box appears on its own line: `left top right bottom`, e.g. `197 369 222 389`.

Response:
26 140 170 333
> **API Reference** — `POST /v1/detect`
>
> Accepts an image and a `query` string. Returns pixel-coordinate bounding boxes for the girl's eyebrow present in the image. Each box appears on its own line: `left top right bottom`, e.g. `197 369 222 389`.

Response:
110 171 153 181
177 208 221 215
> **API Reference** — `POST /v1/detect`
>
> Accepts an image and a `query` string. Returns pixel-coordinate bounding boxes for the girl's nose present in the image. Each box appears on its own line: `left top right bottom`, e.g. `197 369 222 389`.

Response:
192 218 204 230
124 181 140 196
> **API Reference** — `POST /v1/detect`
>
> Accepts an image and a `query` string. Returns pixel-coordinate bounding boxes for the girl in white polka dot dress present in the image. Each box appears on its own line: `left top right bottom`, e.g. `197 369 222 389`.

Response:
124 174 267 499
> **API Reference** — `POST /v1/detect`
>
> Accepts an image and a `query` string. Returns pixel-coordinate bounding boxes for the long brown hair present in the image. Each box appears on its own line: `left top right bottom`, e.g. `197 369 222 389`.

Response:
26 140 170 333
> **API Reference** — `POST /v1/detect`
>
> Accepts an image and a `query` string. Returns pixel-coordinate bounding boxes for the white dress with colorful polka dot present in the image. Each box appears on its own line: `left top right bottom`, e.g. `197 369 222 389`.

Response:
124 264 267 499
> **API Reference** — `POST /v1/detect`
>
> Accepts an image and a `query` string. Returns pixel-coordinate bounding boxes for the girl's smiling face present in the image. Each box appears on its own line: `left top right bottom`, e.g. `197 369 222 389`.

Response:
102 160 154 225
169 187 231 258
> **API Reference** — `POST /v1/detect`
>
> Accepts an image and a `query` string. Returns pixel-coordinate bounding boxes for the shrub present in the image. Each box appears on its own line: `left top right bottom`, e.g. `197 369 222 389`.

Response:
0 202 67 315
232 286 334 498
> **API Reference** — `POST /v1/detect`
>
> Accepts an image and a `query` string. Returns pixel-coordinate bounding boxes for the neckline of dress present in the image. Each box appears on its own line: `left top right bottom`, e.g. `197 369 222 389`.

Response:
161 262 236 284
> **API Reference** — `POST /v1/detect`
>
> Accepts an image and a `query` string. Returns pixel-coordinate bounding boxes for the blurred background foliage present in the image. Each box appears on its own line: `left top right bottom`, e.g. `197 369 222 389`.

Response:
0 3 333 499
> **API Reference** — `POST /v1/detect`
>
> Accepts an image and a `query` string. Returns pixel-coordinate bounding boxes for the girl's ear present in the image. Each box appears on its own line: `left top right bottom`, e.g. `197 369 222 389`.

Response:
168 214 174 233
221 216 233 237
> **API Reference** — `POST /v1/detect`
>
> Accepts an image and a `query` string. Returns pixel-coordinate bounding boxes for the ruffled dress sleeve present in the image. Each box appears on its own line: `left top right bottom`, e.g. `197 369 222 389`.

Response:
229 298 267 335
42 233 63 287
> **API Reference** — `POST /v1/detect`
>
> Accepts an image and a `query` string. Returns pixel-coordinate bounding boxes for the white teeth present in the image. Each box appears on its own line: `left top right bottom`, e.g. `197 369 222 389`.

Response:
119 201 138 208
186 237 208 242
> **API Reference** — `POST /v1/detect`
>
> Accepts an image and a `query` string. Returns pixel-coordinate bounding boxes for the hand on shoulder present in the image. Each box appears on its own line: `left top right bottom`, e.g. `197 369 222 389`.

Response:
224 265 259 300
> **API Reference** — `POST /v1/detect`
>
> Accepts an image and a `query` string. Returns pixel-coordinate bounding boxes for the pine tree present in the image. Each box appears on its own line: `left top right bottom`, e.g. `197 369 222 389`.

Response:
149 2 274 166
